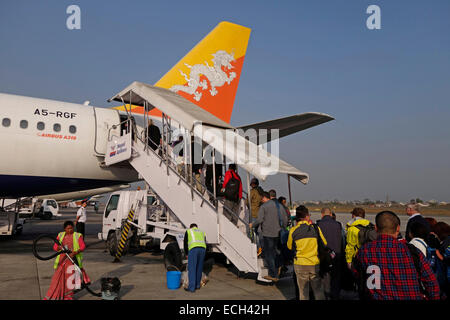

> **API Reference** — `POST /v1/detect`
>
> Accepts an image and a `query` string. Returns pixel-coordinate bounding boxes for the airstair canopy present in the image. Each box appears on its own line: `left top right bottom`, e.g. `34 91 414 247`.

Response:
108 81 233 131
109 81 309 184
198 125 309 184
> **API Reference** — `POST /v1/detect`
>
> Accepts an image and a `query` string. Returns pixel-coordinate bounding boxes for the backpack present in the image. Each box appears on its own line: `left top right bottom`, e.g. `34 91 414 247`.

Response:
224 172 240 202
256 186 264 196
444 241 450 283
407 243 429 296
414 238 447 288
274 200 288 245
443 242 450 284
414 239 437 269
312 224 336 277
355 223 378 248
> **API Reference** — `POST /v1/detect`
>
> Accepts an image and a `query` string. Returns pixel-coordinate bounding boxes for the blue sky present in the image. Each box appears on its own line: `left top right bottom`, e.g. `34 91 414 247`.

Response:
1 0 449 202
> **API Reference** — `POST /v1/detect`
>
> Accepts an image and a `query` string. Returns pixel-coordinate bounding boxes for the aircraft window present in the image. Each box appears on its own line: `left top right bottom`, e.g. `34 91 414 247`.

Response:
2 118 11 127
69 125 77 134
105 195 120 218
20 120 28 129
53 123 61 132
37 122 45 130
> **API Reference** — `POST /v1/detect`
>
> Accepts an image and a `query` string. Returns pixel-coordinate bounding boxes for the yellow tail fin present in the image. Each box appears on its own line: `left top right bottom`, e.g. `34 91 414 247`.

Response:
114 21 251 123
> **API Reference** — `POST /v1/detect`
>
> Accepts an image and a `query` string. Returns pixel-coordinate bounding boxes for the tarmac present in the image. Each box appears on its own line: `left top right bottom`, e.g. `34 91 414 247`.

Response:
0 208 295 300
1 207 448 300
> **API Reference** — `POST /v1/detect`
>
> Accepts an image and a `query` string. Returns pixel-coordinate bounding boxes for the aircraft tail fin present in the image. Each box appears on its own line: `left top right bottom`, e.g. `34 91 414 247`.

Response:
114 21 251 123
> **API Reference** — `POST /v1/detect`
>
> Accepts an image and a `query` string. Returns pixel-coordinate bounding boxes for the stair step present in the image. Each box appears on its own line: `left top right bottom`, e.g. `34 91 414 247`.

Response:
128 139 260 274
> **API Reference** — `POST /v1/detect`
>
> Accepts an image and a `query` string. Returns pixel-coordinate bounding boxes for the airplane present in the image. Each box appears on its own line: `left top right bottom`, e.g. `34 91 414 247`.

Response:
0 21 334 200
417 203 430 207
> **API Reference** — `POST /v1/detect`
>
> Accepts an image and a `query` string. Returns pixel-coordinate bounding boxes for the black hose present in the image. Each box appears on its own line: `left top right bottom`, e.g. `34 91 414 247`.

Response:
32 234 103 298
32 234 68 261
83 284 102 297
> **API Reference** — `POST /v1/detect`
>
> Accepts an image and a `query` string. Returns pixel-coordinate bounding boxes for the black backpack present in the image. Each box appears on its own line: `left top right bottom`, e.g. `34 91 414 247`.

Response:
224 172 240 202
256 186 264 196
355 223 378 248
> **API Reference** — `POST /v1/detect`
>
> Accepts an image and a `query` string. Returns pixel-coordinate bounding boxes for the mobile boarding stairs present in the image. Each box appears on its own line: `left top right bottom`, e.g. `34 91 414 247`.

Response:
103 82 311 282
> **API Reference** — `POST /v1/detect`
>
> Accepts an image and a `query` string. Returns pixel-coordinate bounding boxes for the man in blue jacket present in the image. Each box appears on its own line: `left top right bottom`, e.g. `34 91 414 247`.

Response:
318 208 343 300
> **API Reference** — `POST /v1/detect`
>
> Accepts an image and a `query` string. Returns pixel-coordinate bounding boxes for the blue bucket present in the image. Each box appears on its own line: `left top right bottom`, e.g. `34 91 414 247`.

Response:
166 270 181 290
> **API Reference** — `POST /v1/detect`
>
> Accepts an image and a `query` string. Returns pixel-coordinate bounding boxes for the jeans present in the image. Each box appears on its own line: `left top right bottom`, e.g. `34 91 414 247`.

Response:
187 247 206 292
250 217 263 249
323 253 342 300
263 236 280 278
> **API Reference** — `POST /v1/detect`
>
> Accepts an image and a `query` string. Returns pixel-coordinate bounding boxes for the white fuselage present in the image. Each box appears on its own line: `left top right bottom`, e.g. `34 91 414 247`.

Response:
0 93 138 198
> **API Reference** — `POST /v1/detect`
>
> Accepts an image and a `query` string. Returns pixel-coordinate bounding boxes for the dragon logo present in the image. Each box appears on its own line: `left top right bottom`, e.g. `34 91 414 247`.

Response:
169 50 237 101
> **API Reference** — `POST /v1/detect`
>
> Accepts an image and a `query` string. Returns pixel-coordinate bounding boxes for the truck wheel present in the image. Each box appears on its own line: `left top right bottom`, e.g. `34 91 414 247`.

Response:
164 242 183 271
107 232 129 256
14 225 23 237
107 232 118 256
42 212 52 220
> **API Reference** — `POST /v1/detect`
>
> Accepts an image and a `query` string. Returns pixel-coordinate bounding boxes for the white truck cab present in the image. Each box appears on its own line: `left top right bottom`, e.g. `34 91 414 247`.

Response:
99 189 187 270
34 199 61 219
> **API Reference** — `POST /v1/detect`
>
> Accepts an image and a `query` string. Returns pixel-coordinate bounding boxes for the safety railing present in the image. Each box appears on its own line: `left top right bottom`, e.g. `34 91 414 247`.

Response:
107 118 134 141
132 125 256 244
3 197 33 211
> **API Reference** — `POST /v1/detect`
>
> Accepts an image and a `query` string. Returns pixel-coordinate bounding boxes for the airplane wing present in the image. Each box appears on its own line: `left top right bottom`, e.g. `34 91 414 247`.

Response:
89 195 104 200
237 112 334 144
36 184 131 202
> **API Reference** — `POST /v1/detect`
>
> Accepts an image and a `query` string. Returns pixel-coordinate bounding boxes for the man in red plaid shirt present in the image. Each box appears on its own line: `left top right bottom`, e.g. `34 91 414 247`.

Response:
352 211 440 300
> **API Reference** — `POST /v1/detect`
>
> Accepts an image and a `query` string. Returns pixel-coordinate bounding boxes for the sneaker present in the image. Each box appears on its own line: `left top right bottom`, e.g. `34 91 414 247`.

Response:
200 279 208 287
263 275 279 282
262 275 272 281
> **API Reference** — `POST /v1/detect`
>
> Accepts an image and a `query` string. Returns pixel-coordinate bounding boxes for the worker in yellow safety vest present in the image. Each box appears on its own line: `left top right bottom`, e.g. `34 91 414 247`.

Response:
183 223 207 292
54 230 84 269
44 221 91 300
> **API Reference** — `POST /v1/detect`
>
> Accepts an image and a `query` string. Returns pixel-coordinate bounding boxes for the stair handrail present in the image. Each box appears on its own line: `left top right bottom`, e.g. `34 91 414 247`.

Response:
107 118 134 141
132 129 256 244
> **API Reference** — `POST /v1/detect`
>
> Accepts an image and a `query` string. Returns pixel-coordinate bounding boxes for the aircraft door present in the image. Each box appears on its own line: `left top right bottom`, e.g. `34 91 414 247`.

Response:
93 107 121 156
